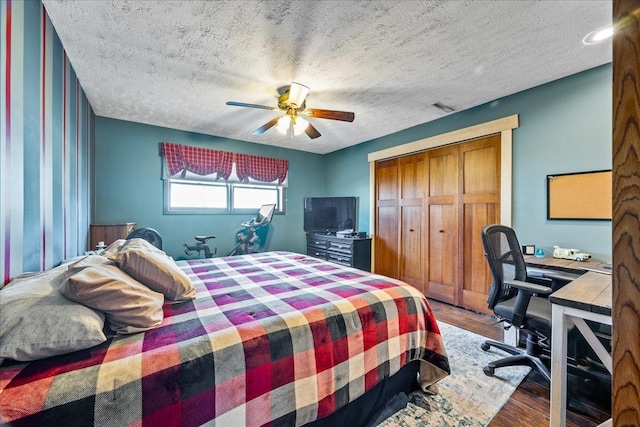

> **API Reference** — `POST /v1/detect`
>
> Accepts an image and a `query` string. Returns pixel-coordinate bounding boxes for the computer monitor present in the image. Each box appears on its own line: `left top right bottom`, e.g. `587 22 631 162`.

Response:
256 204 276 224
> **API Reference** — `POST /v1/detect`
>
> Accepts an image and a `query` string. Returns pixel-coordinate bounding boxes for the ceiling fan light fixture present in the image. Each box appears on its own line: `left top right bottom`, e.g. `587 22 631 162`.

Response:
228 81 353 139
276 115 309 136
288 82 310 107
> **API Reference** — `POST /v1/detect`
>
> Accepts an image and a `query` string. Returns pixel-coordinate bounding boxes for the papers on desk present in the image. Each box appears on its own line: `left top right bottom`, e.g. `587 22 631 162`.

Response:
579 264 612 275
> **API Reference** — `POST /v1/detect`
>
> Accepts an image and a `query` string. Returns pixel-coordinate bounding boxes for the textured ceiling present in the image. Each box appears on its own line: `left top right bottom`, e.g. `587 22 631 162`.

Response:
42 0 612 154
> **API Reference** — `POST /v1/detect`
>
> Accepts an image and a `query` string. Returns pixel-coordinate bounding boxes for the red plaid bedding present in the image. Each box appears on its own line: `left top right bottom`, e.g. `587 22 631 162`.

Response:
0 251 449 426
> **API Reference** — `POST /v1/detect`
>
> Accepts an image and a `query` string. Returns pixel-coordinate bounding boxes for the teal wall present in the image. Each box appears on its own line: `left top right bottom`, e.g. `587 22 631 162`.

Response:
95 64 612 262
1 0 94 283
94 118 325 258
325 64 612 261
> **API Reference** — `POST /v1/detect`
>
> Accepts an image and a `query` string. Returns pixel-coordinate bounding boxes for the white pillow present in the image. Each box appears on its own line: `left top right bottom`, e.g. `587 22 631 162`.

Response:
101 239 126 258
0 265 107 362
62 264 165 335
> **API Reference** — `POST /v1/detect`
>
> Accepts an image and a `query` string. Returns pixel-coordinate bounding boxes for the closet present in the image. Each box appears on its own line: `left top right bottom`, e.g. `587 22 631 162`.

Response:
374 134 500 313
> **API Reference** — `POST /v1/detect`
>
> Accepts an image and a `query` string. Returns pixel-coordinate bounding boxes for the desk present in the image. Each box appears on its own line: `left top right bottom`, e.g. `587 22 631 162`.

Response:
549 271 612 427
524 254 610 275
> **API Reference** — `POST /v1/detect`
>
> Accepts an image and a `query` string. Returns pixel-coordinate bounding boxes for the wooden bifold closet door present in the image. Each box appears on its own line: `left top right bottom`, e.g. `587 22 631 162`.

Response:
374 135 500 313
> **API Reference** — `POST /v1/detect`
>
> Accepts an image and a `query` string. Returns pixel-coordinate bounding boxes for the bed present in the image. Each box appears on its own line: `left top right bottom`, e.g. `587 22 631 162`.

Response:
0 248 450 426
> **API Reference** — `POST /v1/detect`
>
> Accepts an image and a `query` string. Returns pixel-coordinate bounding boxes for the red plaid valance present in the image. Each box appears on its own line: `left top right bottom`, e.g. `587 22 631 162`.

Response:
235 153 289 184
160 142 288 184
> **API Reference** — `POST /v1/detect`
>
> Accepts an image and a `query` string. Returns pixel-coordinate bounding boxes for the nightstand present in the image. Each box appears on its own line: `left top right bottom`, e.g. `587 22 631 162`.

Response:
90 223 136 250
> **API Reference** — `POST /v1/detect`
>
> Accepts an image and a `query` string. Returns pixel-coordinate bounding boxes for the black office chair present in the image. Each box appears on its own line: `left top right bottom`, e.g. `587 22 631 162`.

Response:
479 224 596 382
480 224 556 379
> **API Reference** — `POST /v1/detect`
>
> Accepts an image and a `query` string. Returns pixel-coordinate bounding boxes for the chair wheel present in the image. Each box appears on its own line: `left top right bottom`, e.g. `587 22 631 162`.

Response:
481 342 491 351
483 366 495 377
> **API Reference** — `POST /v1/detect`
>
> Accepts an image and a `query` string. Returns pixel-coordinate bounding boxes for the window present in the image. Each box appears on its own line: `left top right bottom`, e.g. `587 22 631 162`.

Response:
233 184 281 209
160 142 288 215
164 179 286 214
167 181 228 210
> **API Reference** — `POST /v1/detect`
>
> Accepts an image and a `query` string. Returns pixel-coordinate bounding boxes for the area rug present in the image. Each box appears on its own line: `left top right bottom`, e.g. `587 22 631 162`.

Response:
379 321 531 426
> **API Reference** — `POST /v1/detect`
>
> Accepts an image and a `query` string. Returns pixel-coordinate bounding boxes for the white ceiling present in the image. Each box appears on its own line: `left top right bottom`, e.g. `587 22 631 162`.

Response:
42 0 612 154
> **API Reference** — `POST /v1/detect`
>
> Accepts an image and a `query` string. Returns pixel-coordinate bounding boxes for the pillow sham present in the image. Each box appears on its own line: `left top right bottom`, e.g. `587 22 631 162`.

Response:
120 237 164 254
100 239 126 258
110 238 195 301
0 265 107 362
61 264 164 335
67 254 114 270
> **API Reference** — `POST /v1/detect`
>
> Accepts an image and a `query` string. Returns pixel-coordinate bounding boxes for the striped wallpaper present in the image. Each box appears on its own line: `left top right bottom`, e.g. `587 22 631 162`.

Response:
1 0 94 285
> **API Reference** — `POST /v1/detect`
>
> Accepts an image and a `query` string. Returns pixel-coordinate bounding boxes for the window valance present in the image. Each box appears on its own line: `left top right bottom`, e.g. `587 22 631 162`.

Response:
160 142 288 185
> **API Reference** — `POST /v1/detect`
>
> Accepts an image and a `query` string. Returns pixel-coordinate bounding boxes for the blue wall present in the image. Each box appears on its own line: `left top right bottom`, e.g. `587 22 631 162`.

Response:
94 118 325 258
1 0 94 284
96 65 612 262
325 64 612 261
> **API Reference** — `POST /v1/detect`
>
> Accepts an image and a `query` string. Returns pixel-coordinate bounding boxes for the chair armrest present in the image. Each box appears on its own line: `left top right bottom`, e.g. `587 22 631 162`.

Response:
506 279 553 328
506 279 553 296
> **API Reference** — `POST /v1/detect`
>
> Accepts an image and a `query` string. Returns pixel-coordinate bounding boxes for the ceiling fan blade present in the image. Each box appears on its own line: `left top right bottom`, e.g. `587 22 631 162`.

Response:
305 122 321 139
252 117 281 135
304 108 355 122
226 101 279 111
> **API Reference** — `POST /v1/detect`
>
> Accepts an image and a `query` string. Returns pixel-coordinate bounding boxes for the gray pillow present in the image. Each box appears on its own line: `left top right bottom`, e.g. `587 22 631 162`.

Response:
0 265 107 363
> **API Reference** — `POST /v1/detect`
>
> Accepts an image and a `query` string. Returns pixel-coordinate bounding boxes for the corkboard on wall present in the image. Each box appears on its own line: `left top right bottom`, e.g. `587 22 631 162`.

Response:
547 170 612 220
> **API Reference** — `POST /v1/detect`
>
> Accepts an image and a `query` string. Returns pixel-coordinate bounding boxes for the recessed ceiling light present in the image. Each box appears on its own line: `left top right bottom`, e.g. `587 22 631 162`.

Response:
583 24 614 45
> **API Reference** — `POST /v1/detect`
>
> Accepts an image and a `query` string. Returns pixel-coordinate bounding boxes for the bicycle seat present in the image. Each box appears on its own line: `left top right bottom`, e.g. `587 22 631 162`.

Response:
195 235 216 243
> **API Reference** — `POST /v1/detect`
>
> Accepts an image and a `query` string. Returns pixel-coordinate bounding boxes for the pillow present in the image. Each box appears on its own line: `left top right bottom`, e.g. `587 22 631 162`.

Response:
120 237 165 254
100 239 126 258
57 255 87 266
0 265 107 362
61 264 165 335
110 239 195 301
67 254 114 270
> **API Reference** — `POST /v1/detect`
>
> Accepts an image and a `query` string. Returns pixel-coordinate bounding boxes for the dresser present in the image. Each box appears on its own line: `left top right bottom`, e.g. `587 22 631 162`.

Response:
90 223 136 250
306 233 371 271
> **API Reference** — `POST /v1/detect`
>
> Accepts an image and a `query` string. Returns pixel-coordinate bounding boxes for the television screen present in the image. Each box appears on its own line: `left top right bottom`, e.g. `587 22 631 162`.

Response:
304 197 357 233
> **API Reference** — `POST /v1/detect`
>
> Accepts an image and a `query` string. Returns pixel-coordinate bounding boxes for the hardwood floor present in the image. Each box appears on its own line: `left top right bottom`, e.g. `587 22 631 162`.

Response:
427 298 611 427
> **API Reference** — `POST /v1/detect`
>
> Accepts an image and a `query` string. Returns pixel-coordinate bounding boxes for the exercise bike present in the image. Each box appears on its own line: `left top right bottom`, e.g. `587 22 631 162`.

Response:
227 204 276 256
183 235 217 258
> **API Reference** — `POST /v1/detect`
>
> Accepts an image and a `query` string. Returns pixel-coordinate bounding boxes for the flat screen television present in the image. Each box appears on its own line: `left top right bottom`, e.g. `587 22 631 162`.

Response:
304 196 357 234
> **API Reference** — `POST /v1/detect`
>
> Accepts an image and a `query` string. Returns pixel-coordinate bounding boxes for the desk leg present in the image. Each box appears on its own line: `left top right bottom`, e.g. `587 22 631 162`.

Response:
571 315 612 373
551 304 569 427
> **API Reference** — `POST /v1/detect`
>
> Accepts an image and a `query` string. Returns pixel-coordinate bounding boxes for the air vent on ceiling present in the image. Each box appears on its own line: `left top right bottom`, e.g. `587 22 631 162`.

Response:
432 102 455 113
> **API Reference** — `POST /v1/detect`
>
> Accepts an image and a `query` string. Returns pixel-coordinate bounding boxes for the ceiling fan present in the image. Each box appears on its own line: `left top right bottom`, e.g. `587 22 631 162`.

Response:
226 82 355 139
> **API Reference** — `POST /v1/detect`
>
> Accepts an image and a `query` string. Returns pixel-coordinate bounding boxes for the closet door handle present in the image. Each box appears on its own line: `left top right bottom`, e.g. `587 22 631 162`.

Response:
439 230 445 233
409 228 415 232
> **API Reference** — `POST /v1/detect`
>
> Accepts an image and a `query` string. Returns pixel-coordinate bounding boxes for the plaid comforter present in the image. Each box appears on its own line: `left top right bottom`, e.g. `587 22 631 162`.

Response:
0 251 449 426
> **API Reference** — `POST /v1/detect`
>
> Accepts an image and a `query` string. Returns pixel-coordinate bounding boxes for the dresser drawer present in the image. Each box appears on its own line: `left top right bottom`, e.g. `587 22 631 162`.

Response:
327 239 353 254
307 247 328 260
327 252 352 267
307 235 329 250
